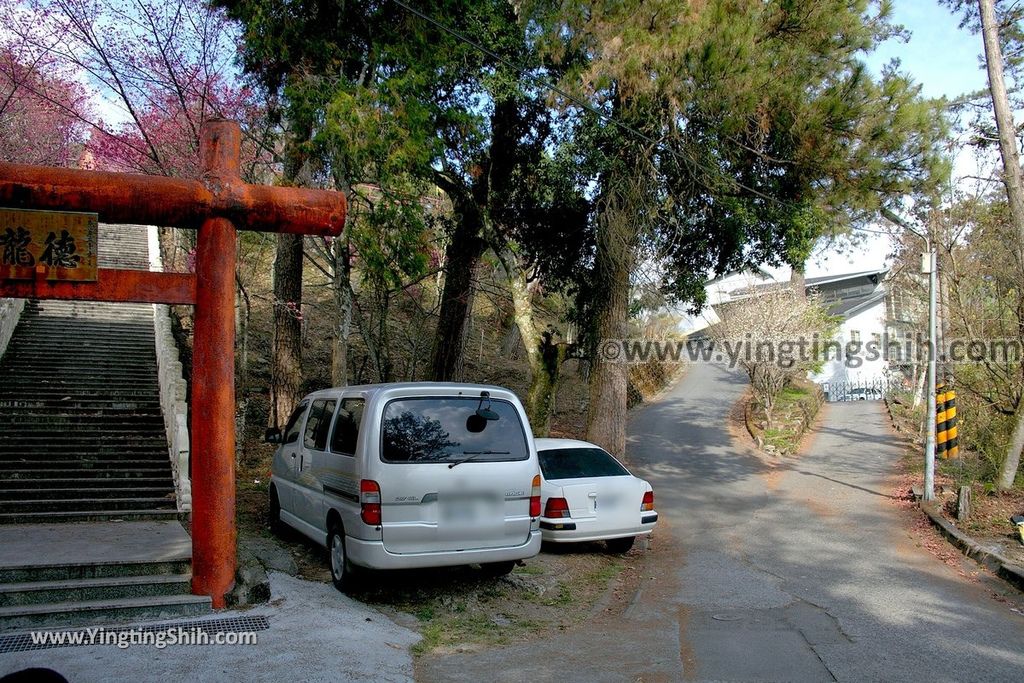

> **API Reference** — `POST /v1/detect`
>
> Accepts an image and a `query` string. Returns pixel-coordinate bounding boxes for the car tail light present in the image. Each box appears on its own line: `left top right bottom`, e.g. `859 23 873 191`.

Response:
529 475 542 517
544 497 571 518
360 479 382 526
641 490 655 512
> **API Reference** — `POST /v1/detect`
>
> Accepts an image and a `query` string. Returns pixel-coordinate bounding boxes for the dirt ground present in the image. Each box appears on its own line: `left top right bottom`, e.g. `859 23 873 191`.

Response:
883 396 1024 568
939 486 1024 566
236 481 650 657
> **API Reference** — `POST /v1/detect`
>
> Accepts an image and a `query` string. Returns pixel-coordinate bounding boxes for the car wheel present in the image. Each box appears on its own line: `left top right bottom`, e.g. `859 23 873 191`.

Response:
328 526 357 593
606 536 635 554
479 561 516 577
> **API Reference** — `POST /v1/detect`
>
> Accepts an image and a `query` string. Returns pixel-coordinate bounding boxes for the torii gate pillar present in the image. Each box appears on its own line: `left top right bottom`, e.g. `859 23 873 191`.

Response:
0 120 346 607
191 124 242 605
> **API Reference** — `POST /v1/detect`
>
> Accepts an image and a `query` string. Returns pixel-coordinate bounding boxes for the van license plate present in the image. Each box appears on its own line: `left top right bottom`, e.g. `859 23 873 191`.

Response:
439 494 499 525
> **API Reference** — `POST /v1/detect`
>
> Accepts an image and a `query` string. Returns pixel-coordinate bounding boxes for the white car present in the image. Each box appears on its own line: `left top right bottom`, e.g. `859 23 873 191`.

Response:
535 438 657 553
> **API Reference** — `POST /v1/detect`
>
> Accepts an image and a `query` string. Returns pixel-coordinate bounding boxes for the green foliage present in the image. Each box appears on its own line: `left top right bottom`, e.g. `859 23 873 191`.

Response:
522 0 950 316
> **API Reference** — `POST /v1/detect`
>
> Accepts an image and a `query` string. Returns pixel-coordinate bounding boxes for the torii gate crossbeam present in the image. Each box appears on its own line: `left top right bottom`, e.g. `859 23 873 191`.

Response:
0 121 346 607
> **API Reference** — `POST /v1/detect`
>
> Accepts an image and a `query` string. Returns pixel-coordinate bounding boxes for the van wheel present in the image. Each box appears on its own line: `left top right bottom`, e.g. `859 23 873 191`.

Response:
606 536 635 554
480 561 516 577
328 527 356 593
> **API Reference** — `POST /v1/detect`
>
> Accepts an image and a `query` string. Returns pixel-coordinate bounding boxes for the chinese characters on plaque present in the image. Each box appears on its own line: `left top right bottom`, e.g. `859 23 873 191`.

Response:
0 208 98 281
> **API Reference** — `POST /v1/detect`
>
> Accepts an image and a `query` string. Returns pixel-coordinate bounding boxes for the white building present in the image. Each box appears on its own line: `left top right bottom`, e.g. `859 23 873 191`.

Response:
675 267 778 336
805 269 890 391
679 267 893 397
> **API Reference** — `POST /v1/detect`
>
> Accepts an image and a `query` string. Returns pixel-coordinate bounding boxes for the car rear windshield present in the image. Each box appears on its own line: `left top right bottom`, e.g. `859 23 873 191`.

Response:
380 397 529 464
539 447 630 480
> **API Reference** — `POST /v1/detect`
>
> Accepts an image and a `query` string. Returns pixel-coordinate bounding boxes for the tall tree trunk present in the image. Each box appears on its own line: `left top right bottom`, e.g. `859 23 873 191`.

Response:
268 125 310 427
790 261 806 299
270 232 304 428
979 0 1024 488
331 236 352 386
235 274 251 463
1000 402 1024 489
428 207 485 381
498 246 563 436
586 191 635 457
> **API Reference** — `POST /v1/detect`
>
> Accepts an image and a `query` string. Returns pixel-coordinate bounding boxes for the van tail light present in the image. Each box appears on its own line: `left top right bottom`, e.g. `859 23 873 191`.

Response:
544 497 571 518
641 490 655 512
529 475 542 517
360 479 382 526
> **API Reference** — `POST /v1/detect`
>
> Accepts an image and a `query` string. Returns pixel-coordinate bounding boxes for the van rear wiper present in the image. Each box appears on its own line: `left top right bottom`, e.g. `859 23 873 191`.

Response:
448 450 510 469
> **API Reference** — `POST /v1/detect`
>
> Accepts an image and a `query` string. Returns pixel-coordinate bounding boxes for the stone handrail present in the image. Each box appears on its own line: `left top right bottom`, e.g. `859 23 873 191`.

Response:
148 226 192 512
0 298 25 361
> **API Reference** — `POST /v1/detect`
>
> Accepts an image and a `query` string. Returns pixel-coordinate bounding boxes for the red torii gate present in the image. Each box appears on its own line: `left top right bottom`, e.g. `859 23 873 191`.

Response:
0 120 346 607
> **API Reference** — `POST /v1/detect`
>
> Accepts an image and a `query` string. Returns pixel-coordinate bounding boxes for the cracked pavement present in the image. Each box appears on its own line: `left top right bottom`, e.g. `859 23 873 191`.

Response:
419 363 1024 682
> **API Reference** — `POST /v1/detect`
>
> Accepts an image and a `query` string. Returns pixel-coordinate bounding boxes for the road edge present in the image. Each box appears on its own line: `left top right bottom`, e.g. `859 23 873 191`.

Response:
919 501 1024 592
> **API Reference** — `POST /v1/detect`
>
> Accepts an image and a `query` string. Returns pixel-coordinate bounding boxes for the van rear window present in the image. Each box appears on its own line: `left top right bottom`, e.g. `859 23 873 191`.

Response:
381 397 529 464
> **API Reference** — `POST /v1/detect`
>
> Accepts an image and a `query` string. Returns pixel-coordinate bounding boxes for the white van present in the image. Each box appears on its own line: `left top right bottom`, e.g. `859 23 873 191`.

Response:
265 382 543 591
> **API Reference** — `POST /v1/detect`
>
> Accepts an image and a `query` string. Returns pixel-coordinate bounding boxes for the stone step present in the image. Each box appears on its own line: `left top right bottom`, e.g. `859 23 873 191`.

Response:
0 373 159 381
0 593 211 631
0 401 162 412
0 509 180 524
0 477 173 489
0 387 160 395
0 552 190 584
0 487 174 501
0 433 166 442
0 573 192 608
16 321 155 330
0 420 164 430
0 450 168 461
0 462 172 474
0 445 168 456
8 335 155 346
0 406 163 416
0 415 165 426
0 426 166 436
0 498 177 514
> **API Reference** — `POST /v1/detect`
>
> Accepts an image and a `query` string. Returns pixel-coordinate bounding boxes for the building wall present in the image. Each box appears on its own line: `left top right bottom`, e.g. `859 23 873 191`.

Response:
677 269 776 335
811 300 889 385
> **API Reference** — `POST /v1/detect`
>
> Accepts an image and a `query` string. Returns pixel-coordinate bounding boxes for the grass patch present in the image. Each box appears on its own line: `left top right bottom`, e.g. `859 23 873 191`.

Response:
748 380 823 456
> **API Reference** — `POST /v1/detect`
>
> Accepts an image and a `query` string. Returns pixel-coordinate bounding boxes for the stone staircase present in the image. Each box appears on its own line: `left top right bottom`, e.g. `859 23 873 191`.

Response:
0 223 210 630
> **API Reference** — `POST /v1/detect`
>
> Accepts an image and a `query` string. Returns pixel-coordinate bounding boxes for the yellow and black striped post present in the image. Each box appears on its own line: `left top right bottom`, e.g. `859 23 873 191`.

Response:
936 380 959 459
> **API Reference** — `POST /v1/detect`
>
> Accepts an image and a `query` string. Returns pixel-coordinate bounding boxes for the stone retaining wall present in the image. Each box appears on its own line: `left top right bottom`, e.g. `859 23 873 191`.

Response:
148 226 192 512
0 298 25 361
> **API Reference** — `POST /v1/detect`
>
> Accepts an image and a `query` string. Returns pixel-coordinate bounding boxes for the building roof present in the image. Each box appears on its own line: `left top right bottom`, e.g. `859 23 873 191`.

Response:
826 291 886 318
805 268 888 288
705 266 775 286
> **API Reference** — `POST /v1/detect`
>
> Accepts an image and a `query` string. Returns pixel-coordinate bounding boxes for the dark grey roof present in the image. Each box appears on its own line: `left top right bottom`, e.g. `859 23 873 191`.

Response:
805 268 889 287
826 291 885 318
705 266 774 286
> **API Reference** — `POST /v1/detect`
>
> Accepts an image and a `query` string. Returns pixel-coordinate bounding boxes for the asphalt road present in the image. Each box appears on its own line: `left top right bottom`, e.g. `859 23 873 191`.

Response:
420 362 1024 682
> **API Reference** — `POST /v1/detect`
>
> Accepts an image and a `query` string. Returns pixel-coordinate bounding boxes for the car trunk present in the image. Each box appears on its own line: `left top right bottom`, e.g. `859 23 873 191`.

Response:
553 475 645 527
380 462 534 554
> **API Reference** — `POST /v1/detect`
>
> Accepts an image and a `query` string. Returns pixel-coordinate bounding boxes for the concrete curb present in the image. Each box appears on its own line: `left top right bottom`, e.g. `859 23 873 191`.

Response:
919 501 1024 592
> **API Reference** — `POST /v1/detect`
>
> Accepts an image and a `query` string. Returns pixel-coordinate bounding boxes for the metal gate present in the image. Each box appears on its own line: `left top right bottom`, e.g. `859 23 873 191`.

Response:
820 379 899 402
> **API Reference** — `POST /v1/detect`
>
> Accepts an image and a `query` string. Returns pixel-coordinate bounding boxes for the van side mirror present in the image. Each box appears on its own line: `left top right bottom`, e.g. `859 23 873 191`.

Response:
264 427 283 444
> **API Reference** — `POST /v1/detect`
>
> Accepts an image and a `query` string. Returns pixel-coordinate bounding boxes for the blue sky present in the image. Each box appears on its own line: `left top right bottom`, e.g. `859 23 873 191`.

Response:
803 0 988 278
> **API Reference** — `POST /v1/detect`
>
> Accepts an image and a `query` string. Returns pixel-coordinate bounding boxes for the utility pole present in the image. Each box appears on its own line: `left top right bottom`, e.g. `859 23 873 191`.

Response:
881 206 938 500
922 247 937 502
